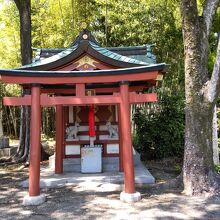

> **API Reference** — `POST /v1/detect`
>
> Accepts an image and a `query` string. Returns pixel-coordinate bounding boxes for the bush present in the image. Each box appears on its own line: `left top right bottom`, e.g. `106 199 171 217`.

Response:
133 91 185 160
215 164 220 174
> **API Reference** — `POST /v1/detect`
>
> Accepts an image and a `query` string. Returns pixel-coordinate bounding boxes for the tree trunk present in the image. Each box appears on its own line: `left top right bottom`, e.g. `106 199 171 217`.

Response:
14 0 32 65
183 104 218 195
16 103 25 157
181 0 220 196
213 105 219 164
15 89 31 162
8 106 18 138
0 104 3 138
14 0 32 163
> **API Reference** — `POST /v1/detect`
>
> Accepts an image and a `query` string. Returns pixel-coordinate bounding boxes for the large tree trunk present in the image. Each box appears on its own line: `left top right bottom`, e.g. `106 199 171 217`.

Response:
14 0 32 65
14 0 32 162
181 0 220 196
15 89 31 162
183 104 218 195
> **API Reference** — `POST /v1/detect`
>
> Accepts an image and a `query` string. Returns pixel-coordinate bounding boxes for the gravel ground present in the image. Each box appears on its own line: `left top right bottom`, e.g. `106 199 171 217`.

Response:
0 164 220 220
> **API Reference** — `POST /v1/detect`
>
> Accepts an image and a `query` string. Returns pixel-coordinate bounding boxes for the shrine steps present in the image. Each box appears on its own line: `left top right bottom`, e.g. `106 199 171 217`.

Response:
22 150 155 188
49 149 141 173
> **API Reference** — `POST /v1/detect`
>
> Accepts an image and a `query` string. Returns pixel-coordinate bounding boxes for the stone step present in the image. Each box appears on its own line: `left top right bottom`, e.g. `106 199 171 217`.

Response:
49 148 141 172
63 164 120 172
63 158 81 165
0 146 17 158
103 163 119 172
62 157 119 172
64 164 81 172
102 157 119 164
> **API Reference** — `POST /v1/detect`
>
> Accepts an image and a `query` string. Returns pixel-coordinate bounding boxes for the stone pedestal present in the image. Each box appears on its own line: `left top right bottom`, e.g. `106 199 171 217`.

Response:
120 191 141 203
0 137 9 149
0 137 15 158
23 194 46 206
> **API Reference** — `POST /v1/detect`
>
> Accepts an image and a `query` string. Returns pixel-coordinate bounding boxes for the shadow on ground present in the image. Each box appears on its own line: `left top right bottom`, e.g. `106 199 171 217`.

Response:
0 166 220 220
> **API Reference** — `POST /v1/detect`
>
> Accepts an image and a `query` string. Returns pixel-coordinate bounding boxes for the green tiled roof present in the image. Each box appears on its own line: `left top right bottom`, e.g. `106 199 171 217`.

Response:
17 44 78 69
90 42 150 65
17 30 159 70
107 45 156 64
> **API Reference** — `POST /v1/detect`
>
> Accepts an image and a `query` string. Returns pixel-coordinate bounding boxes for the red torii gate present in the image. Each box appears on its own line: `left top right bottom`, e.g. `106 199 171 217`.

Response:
0 30 166 204
3 81 157 195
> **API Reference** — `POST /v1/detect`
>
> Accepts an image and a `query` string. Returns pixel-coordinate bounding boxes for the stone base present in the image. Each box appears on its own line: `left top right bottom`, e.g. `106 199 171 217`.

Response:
0 137 9 149
23 194 46 206
0 146 17 157
120 191 141 203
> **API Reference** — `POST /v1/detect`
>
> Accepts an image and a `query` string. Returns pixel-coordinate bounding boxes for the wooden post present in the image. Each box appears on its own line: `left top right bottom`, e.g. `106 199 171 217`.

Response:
118 104 123 172
29 85 41 197
55 105 63 174
120 81 135 193
62 106 66 158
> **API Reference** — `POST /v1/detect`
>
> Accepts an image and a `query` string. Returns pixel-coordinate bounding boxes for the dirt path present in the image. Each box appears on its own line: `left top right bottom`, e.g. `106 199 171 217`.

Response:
0 164 220 220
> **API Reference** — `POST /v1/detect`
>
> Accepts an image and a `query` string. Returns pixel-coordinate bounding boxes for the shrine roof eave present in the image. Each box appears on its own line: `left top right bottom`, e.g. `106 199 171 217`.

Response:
0 64 166 85
0 64 166 77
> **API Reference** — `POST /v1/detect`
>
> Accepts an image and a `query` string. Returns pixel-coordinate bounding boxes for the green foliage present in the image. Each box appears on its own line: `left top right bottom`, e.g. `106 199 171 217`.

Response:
133 91 185 160
0 1 20 68
0 0 185 142
208 8 220 74
215 164 220 174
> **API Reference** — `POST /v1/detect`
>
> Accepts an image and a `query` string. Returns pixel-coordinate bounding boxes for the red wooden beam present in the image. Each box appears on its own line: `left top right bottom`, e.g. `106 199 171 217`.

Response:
129 93 157 103
3 96 31 106
41 95 121 106
3 93 157 106
76 83 85 96
3 95 121 106
41 85 146 95
1 71 158 84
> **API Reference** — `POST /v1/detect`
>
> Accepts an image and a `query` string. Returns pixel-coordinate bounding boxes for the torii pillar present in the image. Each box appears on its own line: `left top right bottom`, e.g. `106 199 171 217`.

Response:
23 84 46 206
119 81 141 202
55 105 64 174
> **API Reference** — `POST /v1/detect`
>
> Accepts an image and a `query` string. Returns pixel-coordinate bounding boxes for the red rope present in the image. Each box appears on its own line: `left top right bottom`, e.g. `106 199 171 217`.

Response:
88 105 96 137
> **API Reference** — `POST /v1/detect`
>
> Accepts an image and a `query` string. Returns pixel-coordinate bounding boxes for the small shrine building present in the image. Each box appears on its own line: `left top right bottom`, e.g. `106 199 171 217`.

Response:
0 30 166 204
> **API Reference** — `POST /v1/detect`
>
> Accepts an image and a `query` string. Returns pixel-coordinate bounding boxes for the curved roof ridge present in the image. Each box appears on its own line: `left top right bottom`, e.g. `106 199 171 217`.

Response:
17 44 78 69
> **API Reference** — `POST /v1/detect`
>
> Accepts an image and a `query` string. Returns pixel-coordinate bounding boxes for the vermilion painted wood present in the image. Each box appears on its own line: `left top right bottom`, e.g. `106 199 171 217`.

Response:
65 140 119 144
63 106 68 158
1 71 158 84
41 85 146 94
117 104 124 172
29 86 41 197
120 83 135 194
3 95 121 106
3 93 157 106
76 84 85 96
129 93 157 103
55 105 63 174
41 95 121 106
3 95 31 105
